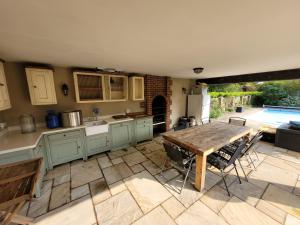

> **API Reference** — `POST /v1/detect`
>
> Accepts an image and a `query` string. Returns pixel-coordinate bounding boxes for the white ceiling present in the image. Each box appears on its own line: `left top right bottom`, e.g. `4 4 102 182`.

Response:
1 0 300 79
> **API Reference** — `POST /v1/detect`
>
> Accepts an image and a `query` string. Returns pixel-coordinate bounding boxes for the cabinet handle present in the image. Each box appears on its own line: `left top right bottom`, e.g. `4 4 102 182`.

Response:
78 146 80 149
33 85 37 88
0 83 4 86
64 134 66 137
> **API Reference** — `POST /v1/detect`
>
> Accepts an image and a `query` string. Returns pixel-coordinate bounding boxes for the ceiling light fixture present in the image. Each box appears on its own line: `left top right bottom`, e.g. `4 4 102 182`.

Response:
193 67 204 74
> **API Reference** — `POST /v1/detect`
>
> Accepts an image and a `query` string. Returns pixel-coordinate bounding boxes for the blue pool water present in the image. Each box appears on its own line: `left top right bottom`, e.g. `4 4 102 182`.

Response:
246 108 300 127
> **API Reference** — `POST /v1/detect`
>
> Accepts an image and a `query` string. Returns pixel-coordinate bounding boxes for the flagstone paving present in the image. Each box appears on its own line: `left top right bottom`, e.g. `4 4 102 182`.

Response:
23 138 300 225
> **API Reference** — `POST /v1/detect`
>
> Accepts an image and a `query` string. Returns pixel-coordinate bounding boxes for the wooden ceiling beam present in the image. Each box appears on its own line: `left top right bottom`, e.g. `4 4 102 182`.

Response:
196 69 300 84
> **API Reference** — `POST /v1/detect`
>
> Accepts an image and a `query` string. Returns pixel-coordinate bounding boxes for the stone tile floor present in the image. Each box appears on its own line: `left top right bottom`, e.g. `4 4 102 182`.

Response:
20 137 300 225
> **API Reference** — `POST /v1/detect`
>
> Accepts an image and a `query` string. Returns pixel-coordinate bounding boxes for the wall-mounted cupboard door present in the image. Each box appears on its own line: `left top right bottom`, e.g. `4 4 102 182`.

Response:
25 68 57 105
0 62 11 110
73 72 106 103
108 75 128 101
129 76 144 101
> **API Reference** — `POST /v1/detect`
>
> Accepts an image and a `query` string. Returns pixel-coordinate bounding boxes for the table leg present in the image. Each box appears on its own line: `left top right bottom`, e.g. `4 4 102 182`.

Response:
194 154 207 191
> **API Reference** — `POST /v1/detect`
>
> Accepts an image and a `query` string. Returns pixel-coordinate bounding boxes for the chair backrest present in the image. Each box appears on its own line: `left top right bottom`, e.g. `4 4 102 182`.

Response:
243 131 263 155
163 141 185 166
229 117 246 126
227 140 247 165
0 157 42 210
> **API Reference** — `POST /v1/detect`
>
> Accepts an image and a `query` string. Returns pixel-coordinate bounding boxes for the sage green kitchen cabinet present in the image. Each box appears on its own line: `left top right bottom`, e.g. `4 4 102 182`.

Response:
45 129 85 169
134 117 153 143
0 149 33 165
33 138 47 197
86 132 110 156
110 121 133 150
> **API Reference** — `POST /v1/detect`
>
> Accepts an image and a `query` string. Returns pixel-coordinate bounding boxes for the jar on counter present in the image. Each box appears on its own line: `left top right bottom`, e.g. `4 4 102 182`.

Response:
20 114 36 133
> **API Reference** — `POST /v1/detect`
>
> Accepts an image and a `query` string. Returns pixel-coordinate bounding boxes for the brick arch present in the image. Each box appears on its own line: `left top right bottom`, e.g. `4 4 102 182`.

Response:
144 75 172 130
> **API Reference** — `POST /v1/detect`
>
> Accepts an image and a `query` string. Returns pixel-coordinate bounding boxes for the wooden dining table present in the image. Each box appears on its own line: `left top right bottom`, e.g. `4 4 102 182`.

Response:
162 121 252 191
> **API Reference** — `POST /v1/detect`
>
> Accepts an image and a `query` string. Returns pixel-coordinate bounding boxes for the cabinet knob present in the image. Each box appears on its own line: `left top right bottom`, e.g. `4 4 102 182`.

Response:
0 83 4 86
64 134 66 137
33 85 37 88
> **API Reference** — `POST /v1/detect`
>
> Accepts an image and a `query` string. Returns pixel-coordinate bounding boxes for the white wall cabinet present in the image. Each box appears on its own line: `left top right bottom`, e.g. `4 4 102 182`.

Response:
0 62 11 111
25 68 57 105
108 75 128 101
73 72 106 103
73 72 128 103
129 76 144 101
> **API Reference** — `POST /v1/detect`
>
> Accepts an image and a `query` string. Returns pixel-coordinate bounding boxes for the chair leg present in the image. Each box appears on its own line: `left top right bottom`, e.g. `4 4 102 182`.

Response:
221 170 230 196
160 158 169 179
238 159 248 182
233 163 242 184
252 149 259 161
247 153 256 170
180 160 193 194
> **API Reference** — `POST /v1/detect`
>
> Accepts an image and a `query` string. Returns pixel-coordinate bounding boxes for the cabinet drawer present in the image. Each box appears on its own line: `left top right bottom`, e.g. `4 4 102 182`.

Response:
136 117 153 125
48 130 81 141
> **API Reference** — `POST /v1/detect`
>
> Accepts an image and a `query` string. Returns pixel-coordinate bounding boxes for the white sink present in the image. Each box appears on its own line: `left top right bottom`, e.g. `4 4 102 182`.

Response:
84 120 109 136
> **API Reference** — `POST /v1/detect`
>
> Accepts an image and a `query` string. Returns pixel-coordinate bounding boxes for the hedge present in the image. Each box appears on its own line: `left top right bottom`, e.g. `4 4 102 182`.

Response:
209 91 262 98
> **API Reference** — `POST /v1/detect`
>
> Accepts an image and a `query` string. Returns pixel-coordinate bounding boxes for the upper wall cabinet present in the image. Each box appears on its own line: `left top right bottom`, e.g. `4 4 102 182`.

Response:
0 62 11 111
25 68 57 105
108 75 128 101
73 72 106 103
129 76 144 101
73 72 128 103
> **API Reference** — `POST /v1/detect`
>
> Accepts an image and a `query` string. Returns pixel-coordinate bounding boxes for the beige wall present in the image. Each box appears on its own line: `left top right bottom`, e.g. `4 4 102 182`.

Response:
170 78 194 128
0 62 144 126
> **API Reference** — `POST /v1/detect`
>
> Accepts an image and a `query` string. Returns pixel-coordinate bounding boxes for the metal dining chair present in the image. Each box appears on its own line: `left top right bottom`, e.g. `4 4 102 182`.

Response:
218 131 263 179
162 141 195 193
207 140 247 196
229 117 247 126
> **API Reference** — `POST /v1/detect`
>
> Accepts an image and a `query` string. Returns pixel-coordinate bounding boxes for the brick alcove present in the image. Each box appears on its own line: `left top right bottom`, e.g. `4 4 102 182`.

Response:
144 75 172 131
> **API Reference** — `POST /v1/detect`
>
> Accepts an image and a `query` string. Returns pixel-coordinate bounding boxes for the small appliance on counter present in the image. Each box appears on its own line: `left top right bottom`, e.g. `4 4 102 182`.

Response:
19 114 36 133
46 110 60 129
61 110 83 127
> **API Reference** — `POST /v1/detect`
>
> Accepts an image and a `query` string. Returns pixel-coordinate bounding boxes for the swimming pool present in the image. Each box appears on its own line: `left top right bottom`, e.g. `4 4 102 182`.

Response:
246 108 300 127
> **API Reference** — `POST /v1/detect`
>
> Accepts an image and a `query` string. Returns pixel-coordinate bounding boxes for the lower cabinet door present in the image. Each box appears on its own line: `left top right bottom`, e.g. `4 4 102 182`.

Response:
86 133 110 156
111 122 132 150
136 123 153 142
48 137 83 166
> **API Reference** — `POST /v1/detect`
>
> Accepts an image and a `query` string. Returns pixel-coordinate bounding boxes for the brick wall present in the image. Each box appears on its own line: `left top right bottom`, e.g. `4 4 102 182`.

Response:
144 75 172 130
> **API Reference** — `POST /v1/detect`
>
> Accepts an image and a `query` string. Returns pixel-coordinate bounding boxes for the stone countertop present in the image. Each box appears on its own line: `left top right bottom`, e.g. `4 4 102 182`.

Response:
0 115 146 154
0 126 86 155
